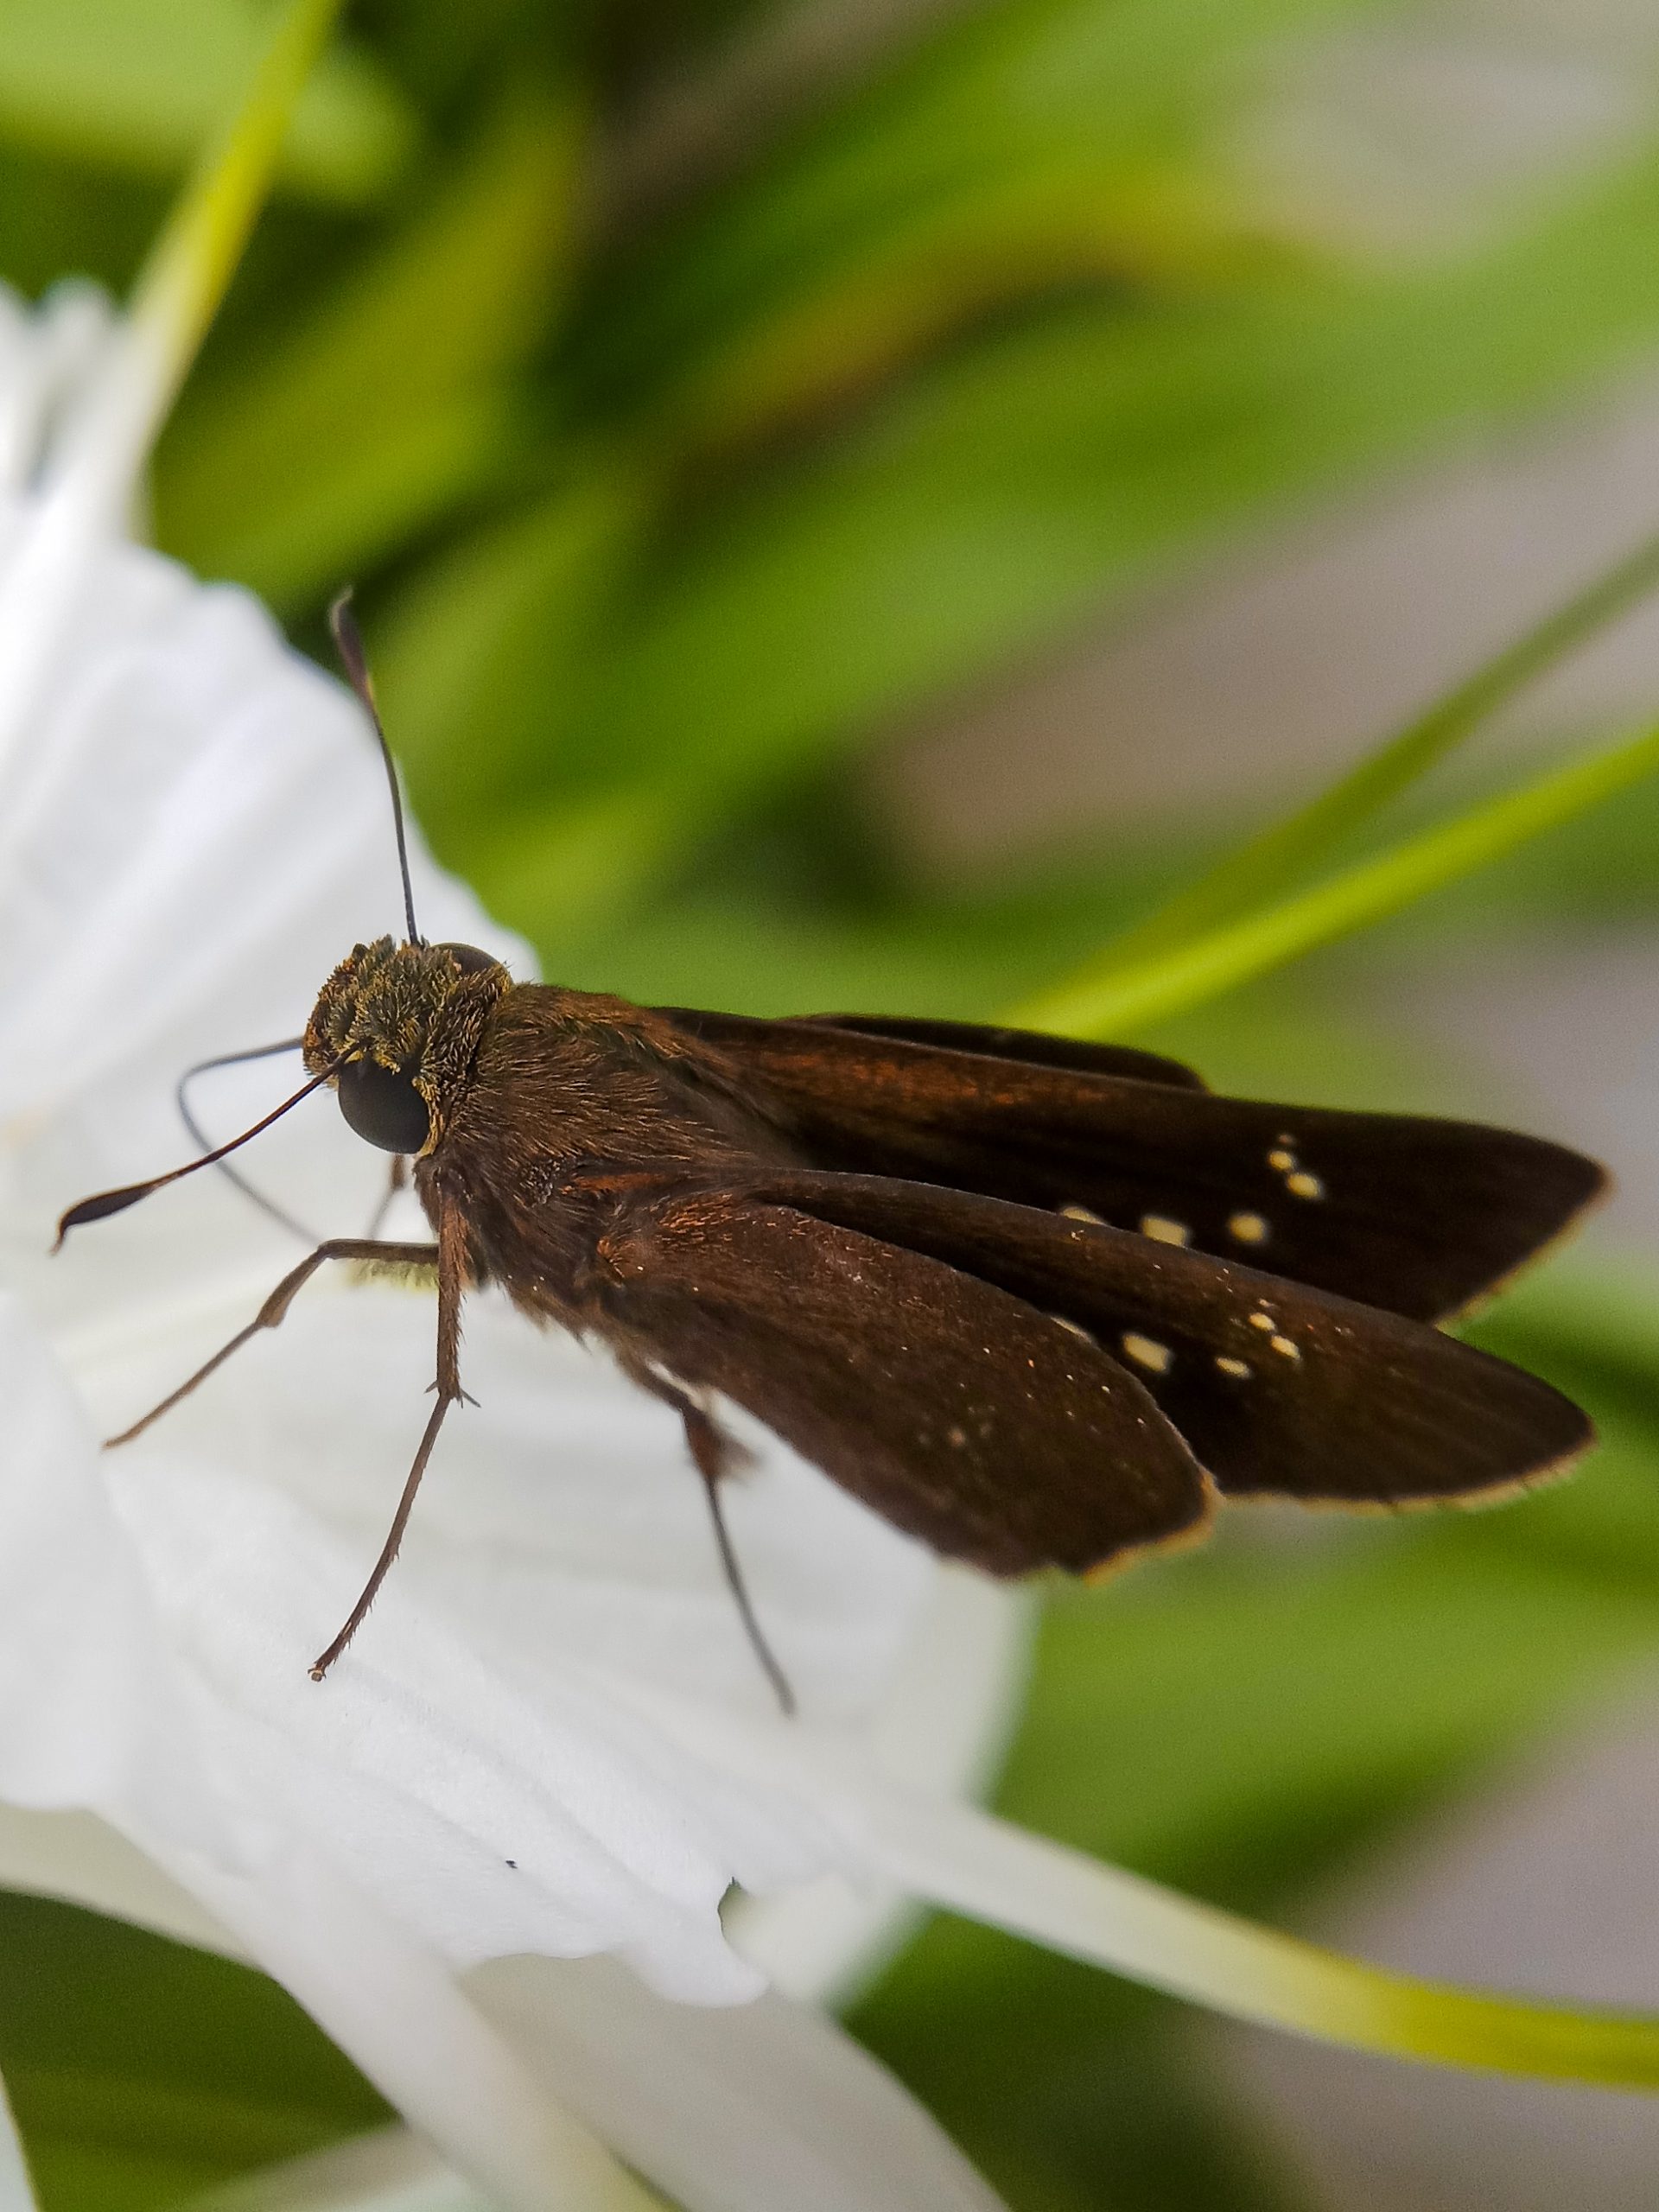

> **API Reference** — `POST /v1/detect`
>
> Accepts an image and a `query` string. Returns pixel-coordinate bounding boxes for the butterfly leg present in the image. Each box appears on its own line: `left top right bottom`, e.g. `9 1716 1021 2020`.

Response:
365 1152 410 1239
309 1197 468 1681
622 1360 795 1717
105 1236 440 1447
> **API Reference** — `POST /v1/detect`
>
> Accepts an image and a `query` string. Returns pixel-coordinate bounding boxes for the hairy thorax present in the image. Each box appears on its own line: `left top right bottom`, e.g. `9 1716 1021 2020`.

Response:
414 984 799 1326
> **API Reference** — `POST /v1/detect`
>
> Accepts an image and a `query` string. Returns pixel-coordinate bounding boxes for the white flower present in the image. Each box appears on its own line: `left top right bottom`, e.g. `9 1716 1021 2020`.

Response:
0 278 1030 2210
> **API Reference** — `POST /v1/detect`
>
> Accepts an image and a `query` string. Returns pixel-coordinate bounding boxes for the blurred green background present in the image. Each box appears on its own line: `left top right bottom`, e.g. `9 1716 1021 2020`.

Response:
12 0 1659 2205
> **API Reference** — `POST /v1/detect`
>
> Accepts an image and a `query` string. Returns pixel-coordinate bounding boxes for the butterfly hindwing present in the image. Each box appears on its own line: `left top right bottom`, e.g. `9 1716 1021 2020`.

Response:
594 1183 1211 1576
655 1013 1604 1323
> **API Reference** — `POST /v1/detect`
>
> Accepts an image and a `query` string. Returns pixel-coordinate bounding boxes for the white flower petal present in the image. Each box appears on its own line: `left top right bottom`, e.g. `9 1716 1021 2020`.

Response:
626 1688 1409 2044
469 1952 1007 2212
156 1837 659 2212
5 1242 938 1999
728 1567 1031 2006
189 2126 492 2212
88 1280 930 1997
92 1281 931 1711
0 1312 664 2209
0 1299 218 1838
0 543 518 1117
0 1802 233 1955
0 282 114 496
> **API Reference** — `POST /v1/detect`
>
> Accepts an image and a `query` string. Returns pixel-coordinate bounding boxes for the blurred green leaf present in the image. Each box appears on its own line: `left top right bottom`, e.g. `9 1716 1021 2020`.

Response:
372 464 650 832
1001 1541 1658 1913
857 1936 1310 2212
435 128 1659 941
154 94 582 606
1011 710 1659 1036
0 0 412 203
575 0 1367 447
0 1893 384 2212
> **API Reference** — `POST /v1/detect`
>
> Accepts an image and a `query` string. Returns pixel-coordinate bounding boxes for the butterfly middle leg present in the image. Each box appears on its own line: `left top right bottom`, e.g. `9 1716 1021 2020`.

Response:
309 1196 470 1679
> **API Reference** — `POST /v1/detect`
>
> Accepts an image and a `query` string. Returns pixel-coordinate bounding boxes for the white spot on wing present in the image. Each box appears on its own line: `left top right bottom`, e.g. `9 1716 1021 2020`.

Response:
1286 1171 1324 1200
1228 1211 1268 1244
1062 1203 1104 1224
1270 1334 1300 1361
1121 1332 1173 1375
1140 1213 1189 1246
1248 1312 1275 1332
1215 1356 1250 1378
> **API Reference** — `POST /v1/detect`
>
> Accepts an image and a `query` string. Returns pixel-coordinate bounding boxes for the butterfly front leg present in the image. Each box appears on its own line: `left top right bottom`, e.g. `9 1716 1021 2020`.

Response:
104 1235 441 1446
308 1192 471 1680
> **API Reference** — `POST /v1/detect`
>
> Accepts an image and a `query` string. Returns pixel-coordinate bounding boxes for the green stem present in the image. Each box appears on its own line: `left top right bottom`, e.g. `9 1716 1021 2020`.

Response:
1096 523 1659 973
1011 715 1659 1037
118 0 348 470
875 1795 1659 2088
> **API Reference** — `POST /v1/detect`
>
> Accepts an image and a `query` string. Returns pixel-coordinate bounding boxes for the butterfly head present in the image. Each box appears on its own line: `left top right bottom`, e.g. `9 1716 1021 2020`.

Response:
303 935 509 1156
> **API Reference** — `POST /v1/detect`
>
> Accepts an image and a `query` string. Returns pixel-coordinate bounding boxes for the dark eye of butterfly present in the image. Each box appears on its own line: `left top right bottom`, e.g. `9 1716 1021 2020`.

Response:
337 1056 430 1154
437 941 498 974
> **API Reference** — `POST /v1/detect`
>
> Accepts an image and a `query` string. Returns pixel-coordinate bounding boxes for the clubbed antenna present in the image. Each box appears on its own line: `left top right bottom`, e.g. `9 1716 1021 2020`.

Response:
329 590 420 945
56 1066 338 1245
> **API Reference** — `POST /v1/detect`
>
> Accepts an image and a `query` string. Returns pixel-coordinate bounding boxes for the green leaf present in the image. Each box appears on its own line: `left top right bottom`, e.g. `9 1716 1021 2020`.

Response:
153 94 582 607
370 465 652 836
0 1892 385 2212
459 129 1659 936
575 0 1370 445
1007 712 1659 1037
0 0 411 204
858 1940 1306 2212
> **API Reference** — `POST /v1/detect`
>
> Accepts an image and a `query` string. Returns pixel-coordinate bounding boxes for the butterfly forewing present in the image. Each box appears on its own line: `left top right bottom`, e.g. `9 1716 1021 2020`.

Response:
657 1014 1604 1324
737 1171 1593 1509
798 1013 1207 1090
594 1185 1211 1575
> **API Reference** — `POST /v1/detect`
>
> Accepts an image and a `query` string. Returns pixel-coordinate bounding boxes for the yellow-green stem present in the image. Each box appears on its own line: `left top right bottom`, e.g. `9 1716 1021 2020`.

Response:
1012 715 1659 1038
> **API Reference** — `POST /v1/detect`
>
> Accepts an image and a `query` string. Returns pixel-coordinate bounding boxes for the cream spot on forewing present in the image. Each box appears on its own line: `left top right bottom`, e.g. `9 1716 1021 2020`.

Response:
1062 1203 1104 1224
1215 1356 1250 1378
1268 1147 1295 1173
1286 1171 1324 1200
1122 1332 1173 1375
1270 1335 1300 1361
1228 1211 1268 1244
1248 1312 1276 1332
1140 1213 1189 1246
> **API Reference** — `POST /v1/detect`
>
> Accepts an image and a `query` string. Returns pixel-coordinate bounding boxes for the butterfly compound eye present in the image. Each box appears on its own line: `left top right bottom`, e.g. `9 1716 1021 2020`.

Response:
336 1057 431 1154
436 941 498 974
